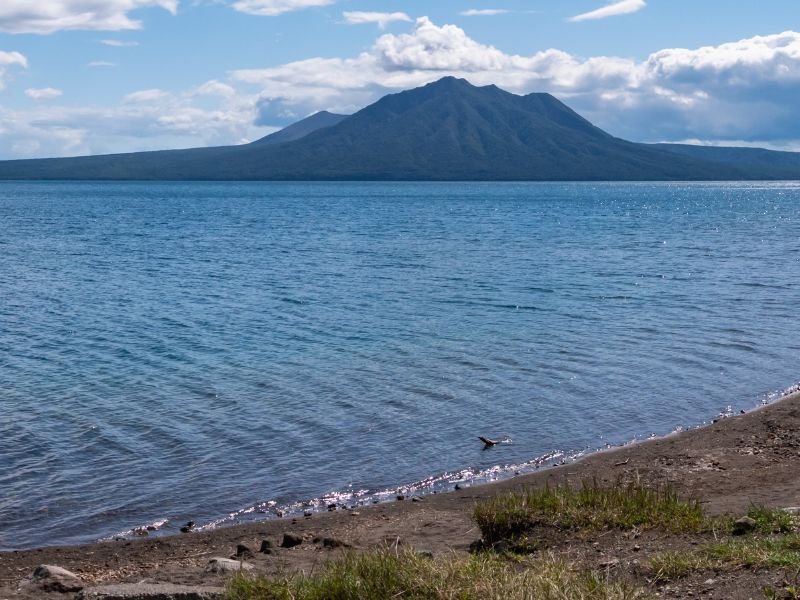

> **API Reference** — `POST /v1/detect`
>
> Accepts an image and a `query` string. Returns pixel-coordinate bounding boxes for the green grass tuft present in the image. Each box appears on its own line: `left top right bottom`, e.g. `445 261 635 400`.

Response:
648 551 712 582
225 548 643 600
650 535 800 581
474 481 707 545
705 535 800 569
746 506 797 535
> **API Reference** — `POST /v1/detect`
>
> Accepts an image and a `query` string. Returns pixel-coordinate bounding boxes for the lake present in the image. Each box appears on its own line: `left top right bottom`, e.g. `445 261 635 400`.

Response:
1 181 799 550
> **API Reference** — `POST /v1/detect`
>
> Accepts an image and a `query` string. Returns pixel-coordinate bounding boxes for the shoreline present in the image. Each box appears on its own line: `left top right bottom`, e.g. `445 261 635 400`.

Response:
95 382 800 545
12 382 793 554
2 387 800 597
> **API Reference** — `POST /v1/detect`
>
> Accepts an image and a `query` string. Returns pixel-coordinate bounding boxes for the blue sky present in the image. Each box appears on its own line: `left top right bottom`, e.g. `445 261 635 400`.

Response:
0 1 799 159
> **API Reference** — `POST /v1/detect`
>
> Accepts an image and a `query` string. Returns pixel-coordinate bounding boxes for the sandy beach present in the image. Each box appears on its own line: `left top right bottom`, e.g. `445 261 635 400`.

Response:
2 390 799 599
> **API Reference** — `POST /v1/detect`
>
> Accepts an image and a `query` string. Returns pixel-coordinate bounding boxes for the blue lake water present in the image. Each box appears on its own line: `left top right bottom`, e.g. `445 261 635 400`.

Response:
1 181 799 551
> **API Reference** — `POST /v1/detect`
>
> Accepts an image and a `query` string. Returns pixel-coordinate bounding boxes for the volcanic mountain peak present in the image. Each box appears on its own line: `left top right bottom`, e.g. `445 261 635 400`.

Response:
1 76 799 181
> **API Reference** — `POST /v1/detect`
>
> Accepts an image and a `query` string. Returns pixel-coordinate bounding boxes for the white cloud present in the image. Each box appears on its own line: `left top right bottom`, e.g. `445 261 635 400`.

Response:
88 61 117 67
0 50 27 89
645 31 800 90
0 82 268 160
461 9 510 17
25 87 64 101
195 80 237 97
100 39 140 47
231 0 334 17
374 17 511 71
0 107 88 158
0 1 177 35
125 89 169 102
342 11 412 29
569 0 646 22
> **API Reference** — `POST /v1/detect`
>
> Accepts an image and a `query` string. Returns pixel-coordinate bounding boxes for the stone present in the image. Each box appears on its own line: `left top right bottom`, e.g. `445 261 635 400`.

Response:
599 559 621 569
259 540 274 554
180 521 195 533
411 497 424 503
28 564 83 593
76 583 224 599
416 550 434 559
204 557 254 574
783 507 800 515
468 539 486 553
233 544 254 560
732 516 757 535
281 532 303 548
322 537 349 549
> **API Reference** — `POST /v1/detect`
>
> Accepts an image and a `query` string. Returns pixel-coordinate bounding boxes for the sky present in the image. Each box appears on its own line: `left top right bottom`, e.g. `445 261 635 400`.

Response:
0 1 799 159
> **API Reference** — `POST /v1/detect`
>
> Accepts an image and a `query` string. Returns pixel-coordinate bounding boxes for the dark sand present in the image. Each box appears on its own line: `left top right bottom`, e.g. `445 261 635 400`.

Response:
2 391 799 599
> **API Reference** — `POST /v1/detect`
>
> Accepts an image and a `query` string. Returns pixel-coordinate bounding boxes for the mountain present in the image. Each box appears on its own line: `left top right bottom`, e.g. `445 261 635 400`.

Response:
219 77 731 181
653 143 800 180
250 111 348 146
0 77 798 181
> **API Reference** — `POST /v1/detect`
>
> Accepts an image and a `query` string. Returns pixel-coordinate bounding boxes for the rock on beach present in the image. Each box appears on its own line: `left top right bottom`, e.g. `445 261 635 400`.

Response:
204 557 254 574
26 564 83 593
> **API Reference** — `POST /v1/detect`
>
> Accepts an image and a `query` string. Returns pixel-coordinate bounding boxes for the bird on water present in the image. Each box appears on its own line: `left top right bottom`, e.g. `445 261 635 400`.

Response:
479 436 498 448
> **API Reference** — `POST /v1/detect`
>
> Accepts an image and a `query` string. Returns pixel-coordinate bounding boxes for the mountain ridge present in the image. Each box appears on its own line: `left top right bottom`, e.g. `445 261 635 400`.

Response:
0 76 798 181
250 110 348 146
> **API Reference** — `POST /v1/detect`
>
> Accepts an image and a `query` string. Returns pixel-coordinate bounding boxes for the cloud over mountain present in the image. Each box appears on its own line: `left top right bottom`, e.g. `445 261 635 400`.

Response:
233 19 800 147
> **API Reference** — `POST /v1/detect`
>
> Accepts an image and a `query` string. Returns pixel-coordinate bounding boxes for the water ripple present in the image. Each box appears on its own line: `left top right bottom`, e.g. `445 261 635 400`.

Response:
1 181 800 550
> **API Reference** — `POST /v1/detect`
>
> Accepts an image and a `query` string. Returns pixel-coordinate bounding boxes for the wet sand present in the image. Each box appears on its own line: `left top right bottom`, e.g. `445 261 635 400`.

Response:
2 390 799 598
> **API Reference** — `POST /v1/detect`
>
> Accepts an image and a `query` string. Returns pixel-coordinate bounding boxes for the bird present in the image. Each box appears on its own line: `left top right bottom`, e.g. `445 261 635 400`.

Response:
479 436 498 448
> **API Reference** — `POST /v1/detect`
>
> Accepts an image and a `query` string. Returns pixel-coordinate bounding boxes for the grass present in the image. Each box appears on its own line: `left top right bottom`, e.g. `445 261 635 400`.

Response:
473 482 798 547
473 481 708 545
225 484 799 599
649 535 800 582
705 535 800 568
763 581 800 600
647 551 712 582
224 548 644 600
747 506 798 535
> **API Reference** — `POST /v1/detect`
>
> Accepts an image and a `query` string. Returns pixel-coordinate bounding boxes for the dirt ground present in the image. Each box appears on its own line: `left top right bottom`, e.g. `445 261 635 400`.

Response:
2 391 799 599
